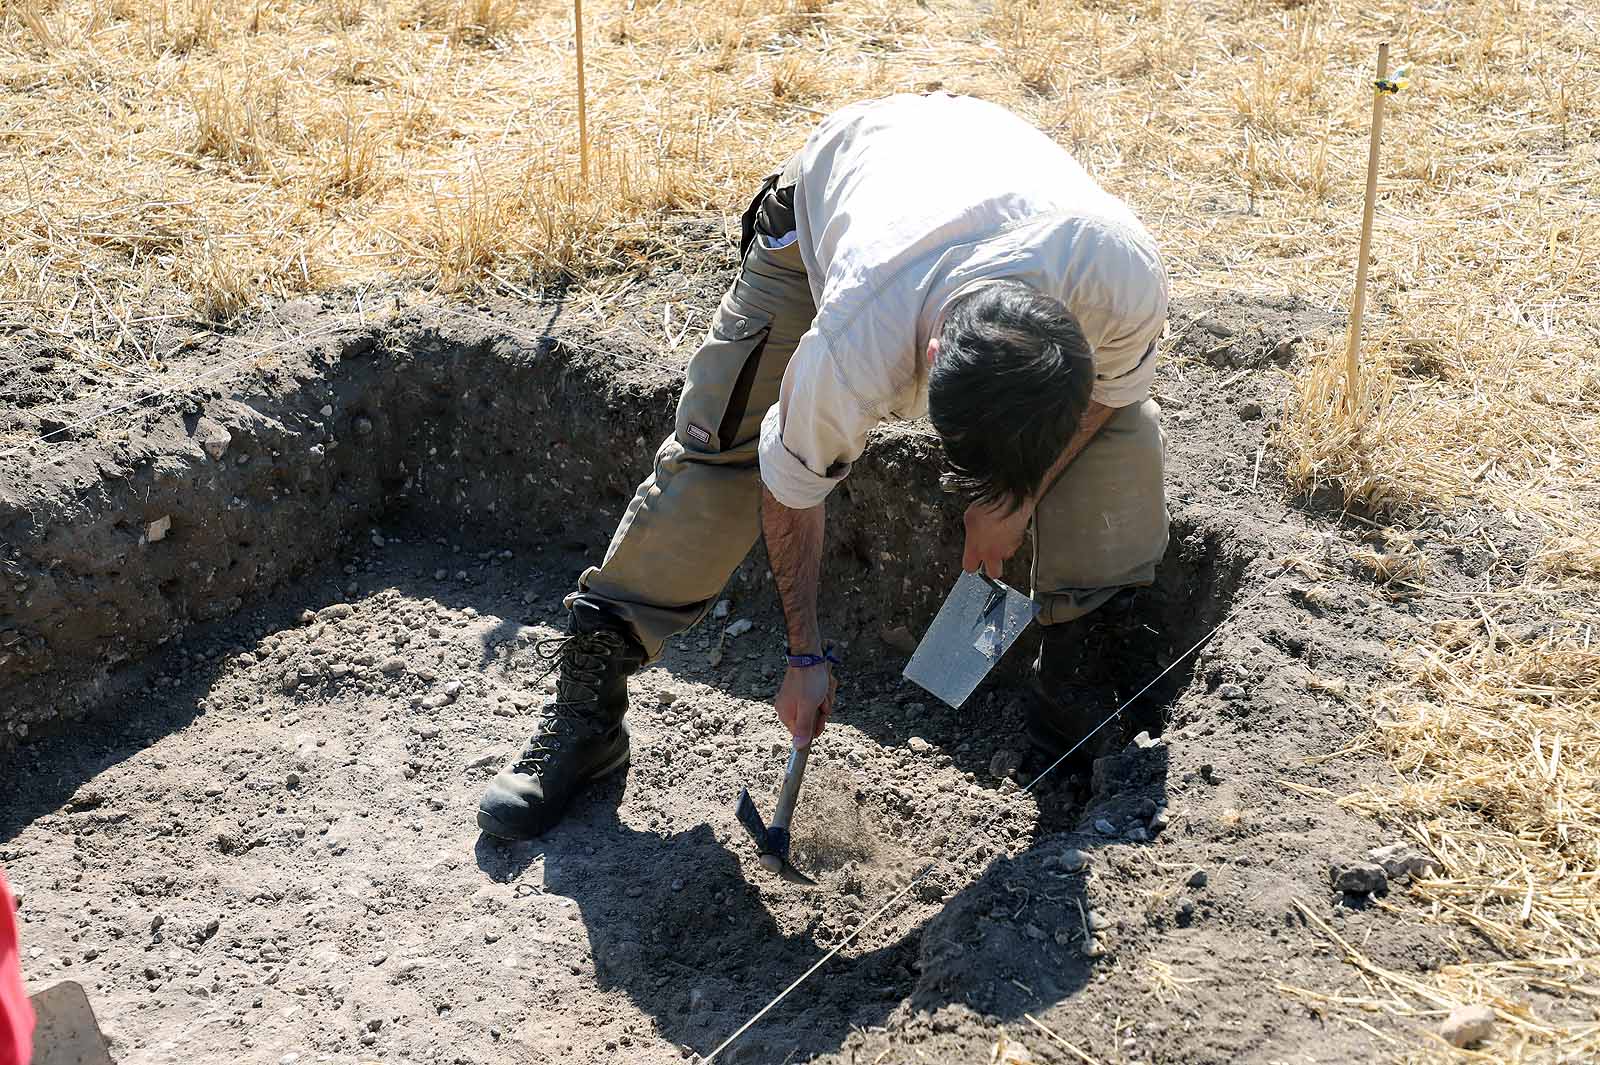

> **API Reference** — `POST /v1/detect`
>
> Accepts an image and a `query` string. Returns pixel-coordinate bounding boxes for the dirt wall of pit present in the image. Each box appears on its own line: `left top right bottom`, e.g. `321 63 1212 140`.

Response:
0 313 990 747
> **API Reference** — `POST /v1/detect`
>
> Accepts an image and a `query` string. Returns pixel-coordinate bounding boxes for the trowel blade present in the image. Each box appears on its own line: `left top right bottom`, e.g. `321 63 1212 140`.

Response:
29 981 115 1065
904 571 1039 709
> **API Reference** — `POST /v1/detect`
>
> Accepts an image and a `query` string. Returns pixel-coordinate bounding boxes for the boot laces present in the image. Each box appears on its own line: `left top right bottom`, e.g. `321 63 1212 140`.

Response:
512 630 625 773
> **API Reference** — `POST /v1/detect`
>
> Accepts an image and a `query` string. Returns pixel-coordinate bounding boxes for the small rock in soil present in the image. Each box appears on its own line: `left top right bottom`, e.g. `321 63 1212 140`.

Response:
1094 818 1117 836
1330 861 1388 896
725 618 754 637
1238 400 1263 420
146 515 172 543
379 656 407 676
1176 899 1197 926
657 688 678 706
195 419 231 460
879 625 919 654
1056 848 1089 873
988 747 1024 779
1150 806 1171 833
1217 683 1246 700
468 748 504 770
1438 1004 1496 1048
908 736 932 754
1367 843 1441 880
1082 937 1104 958
1187 868 1209 889
1132 730 1162 749
317 603 354 620
712 600 731 619
1126 826 1150 843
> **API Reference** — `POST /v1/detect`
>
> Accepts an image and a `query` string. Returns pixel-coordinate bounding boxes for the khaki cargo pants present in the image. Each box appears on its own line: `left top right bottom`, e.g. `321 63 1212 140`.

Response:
570 164 1170 660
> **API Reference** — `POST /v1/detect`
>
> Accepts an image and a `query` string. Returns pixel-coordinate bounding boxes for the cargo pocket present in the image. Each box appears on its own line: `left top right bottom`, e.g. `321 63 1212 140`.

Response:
676 309 774 455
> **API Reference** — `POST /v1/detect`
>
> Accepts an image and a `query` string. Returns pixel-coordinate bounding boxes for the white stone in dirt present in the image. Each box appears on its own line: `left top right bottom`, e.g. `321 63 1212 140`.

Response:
1132 730 1162 749
317 603 354 621
1217 683 1246 700
195 418 231 461
379 656 406 676
1367 843 1441 880
146 515 172 543
725 618 754 637
1438 1004 1495 1048
1094 818 1117 836
319 405 333 417
907 736 932 755
1056 848 1089 873
712 600 731 619
657 689 678 706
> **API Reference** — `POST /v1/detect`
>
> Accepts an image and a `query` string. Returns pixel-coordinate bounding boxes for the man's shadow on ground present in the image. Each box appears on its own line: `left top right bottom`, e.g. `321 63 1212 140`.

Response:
475 733 1170 1062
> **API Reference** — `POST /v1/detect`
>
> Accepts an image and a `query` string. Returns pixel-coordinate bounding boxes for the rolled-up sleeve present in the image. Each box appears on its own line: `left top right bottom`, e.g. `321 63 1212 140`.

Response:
758 330 874 509
1088 236 1169 409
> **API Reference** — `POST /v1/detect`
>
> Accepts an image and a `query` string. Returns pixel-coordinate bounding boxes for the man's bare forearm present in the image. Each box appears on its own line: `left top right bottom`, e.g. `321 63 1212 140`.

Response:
760 486 825 653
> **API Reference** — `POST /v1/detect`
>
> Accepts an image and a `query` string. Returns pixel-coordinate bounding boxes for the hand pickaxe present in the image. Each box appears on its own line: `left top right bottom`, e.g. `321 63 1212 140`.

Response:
734 745 816 886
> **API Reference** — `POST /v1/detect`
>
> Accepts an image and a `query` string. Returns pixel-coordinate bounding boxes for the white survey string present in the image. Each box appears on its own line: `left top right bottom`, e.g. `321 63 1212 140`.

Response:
701 614 1232 1062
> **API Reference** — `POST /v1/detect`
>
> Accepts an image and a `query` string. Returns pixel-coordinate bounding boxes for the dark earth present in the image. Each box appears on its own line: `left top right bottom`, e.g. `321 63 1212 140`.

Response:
0 244 1529 1062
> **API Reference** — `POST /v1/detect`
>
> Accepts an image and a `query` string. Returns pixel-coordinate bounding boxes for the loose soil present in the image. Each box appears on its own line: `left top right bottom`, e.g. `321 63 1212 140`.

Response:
0 275 1525 1063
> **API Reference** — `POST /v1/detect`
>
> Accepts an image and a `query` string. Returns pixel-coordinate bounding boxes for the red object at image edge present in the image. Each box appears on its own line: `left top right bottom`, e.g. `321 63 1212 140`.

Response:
0 870 33 1065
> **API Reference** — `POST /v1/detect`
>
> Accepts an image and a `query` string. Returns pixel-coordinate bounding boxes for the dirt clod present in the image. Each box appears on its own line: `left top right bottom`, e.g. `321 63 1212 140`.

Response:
1331 862 1388 896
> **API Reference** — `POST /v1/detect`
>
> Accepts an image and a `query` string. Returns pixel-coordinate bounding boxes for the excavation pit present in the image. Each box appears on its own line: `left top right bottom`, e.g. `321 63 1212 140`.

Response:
2 300 1434 1065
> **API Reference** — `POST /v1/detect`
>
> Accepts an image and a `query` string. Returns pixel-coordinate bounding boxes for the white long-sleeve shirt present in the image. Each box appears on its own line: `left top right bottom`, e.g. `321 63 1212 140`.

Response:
757 93 1169 510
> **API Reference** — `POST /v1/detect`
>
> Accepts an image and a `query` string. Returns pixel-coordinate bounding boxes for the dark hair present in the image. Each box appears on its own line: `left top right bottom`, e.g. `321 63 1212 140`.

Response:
928 281 1094 514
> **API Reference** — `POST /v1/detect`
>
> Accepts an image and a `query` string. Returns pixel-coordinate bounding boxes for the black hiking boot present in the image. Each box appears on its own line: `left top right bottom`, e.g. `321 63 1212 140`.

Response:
477 602 646 841
1025 590 1142 775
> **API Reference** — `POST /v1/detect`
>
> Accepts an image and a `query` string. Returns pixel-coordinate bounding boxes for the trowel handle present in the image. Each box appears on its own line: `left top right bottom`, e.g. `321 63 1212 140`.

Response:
769 745 810 833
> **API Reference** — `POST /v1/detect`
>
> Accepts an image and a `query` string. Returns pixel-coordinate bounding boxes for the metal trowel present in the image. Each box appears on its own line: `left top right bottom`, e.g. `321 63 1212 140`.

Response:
734 745 817 885
904 570 1040 709
29 981 116 1065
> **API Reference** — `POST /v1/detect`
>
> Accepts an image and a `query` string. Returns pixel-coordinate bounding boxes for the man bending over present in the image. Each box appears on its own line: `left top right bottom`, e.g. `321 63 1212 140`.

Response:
478 92 1169 841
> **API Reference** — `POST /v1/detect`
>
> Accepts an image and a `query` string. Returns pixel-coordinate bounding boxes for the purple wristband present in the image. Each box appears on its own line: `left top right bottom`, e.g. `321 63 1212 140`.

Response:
785 645 841 668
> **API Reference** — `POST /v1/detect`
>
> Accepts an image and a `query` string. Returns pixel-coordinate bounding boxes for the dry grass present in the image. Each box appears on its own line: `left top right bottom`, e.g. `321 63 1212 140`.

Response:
3 0 1599 1059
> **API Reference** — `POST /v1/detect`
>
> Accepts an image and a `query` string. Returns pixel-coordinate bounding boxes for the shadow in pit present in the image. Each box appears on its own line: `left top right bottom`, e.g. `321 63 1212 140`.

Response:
819 514 1243 827
465 547 1237 1061
0 664 229 845
462 519 1236 1061
477 791 1117 1064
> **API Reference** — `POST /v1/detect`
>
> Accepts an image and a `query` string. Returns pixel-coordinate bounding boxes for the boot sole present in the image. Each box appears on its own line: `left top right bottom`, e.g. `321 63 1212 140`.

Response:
475 744 632 841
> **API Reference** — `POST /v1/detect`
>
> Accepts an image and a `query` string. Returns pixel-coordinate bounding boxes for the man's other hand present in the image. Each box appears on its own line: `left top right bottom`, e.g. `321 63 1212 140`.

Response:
774 663 836 749
961 499 1032 579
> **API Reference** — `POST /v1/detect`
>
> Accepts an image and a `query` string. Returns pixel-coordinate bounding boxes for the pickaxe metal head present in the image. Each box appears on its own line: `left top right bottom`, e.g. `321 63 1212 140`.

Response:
733 745 816 886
